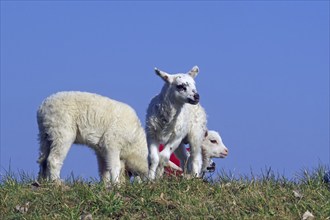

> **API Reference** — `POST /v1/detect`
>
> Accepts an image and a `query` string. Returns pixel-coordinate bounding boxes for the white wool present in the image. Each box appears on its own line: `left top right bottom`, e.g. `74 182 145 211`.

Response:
37 91 148 184
146 66 207 179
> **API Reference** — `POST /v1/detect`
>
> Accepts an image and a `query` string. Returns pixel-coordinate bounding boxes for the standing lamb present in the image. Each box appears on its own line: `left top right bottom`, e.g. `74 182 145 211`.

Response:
146 66 207 180
37 91 148 184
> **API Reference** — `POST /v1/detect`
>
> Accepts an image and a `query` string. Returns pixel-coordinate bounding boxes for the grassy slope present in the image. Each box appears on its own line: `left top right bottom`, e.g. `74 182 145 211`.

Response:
1 168 329 220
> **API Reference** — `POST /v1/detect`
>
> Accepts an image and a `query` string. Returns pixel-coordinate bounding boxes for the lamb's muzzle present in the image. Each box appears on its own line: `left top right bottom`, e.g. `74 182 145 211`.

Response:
188 93 200 104
220 148 229 158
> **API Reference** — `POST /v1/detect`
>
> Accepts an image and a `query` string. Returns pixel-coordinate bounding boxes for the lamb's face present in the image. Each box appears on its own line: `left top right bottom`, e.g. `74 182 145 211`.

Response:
203 130 228 159
171 74 199 105
154 66 200 105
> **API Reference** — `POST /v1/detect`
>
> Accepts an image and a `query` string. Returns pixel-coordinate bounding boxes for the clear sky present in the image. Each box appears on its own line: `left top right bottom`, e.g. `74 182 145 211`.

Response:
1 1 329 181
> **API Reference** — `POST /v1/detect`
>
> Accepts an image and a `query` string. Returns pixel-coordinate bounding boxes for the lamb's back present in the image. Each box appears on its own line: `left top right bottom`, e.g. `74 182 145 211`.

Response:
38 91 142 144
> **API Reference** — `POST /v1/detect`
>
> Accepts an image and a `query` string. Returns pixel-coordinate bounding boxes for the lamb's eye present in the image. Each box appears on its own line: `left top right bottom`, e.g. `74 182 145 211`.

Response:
176 84 186 91
210 140 218 144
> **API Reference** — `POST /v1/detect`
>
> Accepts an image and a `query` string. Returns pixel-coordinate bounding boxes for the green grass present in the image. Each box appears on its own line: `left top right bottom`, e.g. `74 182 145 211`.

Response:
1 167 329 220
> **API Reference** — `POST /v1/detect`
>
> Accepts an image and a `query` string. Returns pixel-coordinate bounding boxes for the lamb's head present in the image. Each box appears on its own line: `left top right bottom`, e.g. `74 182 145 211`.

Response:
154 66 200 105
203 130 228 159
202 130 228 173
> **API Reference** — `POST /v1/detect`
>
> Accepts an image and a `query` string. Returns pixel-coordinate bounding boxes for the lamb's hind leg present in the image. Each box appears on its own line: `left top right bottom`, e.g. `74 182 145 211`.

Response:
37 132 51 181
174 142 189 173
46 138 74 181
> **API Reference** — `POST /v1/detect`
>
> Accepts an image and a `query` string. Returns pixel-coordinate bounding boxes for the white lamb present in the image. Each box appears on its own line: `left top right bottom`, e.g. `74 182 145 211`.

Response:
146 66 207 180
199 130 229 176
168 130 229 177
37 91 148 184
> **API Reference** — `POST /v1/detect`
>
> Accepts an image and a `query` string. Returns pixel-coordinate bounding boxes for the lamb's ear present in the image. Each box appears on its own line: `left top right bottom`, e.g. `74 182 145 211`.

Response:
188 66 199 78
204 130 209 138
155 68 173 83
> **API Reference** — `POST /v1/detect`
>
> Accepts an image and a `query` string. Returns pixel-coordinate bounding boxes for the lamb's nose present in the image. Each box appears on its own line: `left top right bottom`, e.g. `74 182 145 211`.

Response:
224 148 229 155
194 93 200 101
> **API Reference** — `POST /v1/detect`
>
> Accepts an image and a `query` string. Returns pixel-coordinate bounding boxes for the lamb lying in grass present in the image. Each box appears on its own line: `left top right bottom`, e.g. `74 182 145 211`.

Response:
200 130 228 177
37 91 148 184
167 130 229 177
145 66 207 179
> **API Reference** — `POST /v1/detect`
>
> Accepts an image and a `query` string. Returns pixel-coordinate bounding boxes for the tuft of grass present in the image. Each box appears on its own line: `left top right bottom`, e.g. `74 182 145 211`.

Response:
1 166 329 219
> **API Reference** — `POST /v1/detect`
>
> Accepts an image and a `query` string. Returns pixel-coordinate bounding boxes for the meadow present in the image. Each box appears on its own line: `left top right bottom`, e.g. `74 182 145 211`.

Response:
1 167 329 219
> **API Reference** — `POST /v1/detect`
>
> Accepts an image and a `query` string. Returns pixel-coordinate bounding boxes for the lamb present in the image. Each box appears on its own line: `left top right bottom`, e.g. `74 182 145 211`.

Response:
37 91 148 184
168 130 229 177
145 66 207 180
199 130 228 176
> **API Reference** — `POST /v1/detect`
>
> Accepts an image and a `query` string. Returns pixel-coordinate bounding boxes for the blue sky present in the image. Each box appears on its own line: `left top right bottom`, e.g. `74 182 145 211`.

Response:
1 1 329 181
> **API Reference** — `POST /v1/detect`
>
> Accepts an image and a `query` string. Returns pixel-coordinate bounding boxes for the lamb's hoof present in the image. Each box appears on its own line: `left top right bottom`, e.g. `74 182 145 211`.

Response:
31 180 41 187
49 179 70 190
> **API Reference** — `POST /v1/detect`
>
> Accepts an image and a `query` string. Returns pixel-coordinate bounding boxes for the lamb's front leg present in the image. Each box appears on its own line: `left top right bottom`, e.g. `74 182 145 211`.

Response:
103 148 121 184
96 153 109 181
148 140 160 180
